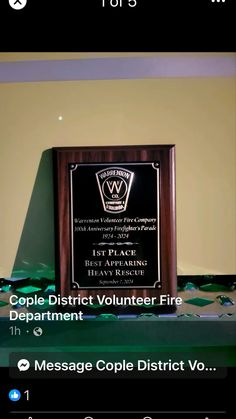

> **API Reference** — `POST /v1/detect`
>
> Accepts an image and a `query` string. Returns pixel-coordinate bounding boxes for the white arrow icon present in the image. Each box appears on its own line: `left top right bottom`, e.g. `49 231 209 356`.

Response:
9 0 27 10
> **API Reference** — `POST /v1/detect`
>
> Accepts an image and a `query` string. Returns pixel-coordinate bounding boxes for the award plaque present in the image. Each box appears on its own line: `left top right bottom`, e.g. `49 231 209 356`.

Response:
53 145 176 310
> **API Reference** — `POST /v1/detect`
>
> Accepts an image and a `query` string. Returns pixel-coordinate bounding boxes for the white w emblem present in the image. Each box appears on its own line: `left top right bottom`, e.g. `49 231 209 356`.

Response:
96 166 134 213
106 180 123 194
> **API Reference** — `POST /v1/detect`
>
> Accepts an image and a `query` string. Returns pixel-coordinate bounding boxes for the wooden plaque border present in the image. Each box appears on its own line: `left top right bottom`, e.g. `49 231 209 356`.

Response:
53 145 176 302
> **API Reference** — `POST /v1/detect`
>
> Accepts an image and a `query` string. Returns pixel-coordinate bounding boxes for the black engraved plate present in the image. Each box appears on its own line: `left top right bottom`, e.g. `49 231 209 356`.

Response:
69 162 161 289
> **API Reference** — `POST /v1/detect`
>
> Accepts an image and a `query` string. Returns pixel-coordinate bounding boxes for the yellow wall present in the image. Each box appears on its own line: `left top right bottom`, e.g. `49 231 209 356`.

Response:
0 72 235 276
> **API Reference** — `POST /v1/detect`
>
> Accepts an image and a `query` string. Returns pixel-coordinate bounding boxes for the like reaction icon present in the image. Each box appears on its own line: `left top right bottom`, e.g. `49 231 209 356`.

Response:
9 389 21 401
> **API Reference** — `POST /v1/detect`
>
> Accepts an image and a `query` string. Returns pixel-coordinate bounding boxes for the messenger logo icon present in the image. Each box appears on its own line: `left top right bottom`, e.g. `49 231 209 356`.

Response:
17 359 30 371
